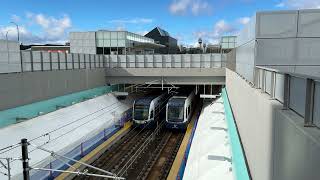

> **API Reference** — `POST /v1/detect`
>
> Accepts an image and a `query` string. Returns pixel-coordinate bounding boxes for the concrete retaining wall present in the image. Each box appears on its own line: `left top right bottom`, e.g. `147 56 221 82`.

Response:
0 69 106 111
226 68 320 180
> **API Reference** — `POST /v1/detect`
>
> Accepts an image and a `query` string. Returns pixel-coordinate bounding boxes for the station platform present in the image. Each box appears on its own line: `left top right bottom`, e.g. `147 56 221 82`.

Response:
183 97 234 180
0 92 135 180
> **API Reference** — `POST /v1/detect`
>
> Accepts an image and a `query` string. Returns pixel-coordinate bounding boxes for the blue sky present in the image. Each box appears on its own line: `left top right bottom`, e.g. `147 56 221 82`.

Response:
0 0 319 45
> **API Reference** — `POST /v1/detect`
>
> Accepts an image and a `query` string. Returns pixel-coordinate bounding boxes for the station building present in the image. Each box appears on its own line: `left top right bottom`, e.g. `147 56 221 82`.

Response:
69 30 164 55
145 27 178 54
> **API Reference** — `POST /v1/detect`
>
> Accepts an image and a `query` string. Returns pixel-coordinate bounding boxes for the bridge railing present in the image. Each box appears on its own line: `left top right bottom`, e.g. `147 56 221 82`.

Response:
254 66 320 128
0 52 226 74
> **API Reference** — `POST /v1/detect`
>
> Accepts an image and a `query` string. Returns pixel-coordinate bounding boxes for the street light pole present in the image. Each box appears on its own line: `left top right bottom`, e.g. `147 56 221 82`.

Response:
6 30 11 64
10 21 19 43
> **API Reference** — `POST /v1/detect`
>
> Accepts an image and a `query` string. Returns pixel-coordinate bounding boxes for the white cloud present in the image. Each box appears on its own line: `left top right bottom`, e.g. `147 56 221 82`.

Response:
276 0 320 9
136 30 149 36
237 17 251 25
108 18 153 24
11 14 21 22
1 13 72 44
191 20 237 45
169 0 212 16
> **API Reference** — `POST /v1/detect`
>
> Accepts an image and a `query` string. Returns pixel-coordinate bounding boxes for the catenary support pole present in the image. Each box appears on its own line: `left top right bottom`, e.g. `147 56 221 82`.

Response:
21 139 30 180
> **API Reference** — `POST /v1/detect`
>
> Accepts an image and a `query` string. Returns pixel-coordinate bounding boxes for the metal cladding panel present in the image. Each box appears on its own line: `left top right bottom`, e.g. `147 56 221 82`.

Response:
163 55 171 68
42 62 50 70
173 55 182 68
212 54 222 67
154 55 162 68
256 38 320 66
136 55 145 68
191 54 200 68
297 38 320 65
145 55 154 68
0 63 20 73
23 63 32 71
202 54 211 68
21 51 31 63
104 55 109 68
85 62 90 69
32 52 42 63
42 52 50 62
73 53 79 63
298 9 320 38
256 10 298 38
126 55 135 68
51 53 58 63
59 53 66 63
289 76 306 116
67 54 73 63
275 73 285 103
79 54 85 62
52 62 59 70
100 56 104 68
94 55 99 68
119 55 126 68
110 55 118 68
90 55 96 68
84 54 90 63
237 15 256 46
79 61 84 69
67 62 73 69
33 63 42 71
265 71 272 94
314 82 320 127
183 54 191 68
236 40 255 83
74 62 80 69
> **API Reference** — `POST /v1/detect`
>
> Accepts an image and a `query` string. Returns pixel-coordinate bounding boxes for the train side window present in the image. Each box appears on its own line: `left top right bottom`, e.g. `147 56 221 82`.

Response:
150 110 154 119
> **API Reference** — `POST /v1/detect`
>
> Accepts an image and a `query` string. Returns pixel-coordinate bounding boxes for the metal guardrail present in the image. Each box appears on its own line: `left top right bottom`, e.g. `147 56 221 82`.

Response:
254 66 320 128
0 52 226 74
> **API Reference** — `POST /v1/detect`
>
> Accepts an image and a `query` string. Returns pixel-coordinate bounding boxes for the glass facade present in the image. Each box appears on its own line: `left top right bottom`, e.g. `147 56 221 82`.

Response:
221 36 237 49
95 31 154 48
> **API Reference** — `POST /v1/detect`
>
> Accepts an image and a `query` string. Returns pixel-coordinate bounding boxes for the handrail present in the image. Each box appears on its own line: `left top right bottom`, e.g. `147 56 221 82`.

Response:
255 66 319 128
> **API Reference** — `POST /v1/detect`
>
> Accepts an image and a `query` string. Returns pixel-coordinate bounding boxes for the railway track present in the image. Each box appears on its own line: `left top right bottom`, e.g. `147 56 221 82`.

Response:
73 122 185 180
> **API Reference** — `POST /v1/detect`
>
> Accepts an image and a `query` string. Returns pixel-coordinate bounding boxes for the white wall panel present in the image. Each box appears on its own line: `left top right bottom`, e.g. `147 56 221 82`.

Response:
119 55 126 68
183 55 191 68
191 54 200 68
275 73 285 103
256 10 298 38
136 55 145 68
145 55 154 68
154 55 162 68
298 9 320 38
202 54 211 68
163 55 171 68
172 55 181 68
110 55 118 68
42 52 50 63
127 55 135 68
289 76 306 116
313 82 320 127
236 40 255 82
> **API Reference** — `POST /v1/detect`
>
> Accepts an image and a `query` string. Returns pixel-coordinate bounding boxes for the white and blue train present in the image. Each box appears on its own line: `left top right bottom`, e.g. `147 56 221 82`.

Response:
133 92 170 127
165 89 197 130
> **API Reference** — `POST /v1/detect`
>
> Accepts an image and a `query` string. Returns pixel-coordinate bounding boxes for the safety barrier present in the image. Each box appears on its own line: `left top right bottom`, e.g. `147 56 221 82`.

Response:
1 52 226 74
222 88 250 180
254 66 320 128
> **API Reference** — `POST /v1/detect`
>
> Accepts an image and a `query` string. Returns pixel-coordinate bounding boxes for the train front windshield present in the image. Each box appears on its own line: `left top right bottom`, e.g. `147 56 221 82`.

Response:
134 104 149 120
168 106 184 122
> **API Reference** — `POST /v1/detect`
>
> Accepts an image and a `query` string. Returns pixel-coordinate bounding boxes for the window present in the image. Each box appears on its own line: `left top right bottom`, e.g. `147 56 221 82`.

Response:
134 105 149 120
150 110 154 119
168 106 184 121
